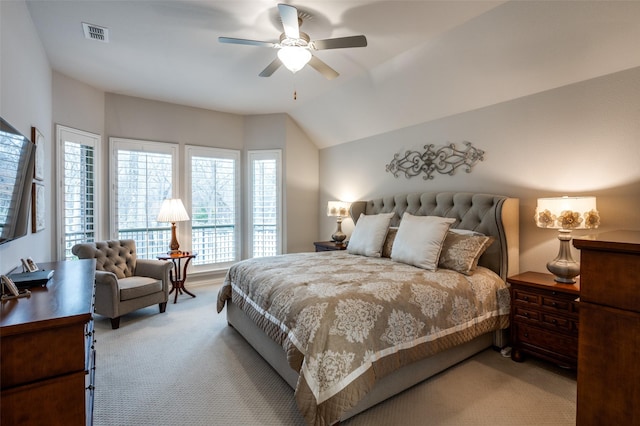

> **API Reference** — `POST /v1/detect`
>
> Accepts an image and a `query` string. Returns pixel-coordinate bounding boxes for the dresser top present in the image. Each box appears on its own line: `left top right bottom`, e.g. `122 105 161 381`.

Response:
1 259 96 335
573 230 640 254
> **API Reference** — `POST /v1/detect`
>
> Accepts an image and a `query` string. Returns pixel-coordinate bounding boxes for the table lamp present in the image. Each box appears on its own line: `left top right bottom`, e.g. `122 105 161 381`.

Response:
157 198 190 254
327 201 351 244
535 196 600 283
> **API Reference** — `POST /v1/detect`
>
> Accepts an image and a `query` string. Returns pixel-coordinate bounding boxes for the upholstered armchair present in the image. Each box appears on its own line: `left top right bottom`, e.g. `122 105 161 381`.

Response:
72 239 172 329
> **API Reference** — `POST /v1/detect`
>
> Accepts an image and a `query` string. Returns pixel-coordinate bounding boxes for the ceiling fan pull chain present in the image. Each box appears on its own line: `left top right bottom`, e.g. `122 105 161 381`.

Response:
293 75 298 100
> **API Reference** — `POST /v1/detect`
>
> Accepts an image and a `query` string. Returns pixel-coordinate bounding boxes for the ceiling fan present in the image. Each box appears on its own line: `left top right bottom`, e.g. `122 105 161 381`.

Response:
219 3 367 80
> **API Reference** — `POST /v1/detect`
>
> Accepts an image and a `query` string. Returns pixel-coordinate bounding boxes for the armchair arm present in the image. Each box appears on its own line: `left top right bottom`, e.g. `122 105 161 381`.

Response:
94 270 120 318
135 259 172 292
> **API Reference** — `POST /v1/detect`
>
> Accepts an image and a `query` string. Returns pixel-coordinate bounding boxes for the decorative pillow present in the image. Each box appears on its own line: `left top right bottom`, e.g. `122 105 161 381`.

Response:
347 213 395 257
391 213 456 270
381 227 398 258
438 231 495 275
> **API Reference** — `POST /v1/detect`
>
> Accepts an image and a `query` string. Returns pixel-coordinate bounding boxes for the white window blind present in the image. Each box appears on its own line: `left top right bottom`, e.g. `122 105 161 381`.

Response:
110 138 178 259
186 146 240 267
56 125 101 260
248 150 282 258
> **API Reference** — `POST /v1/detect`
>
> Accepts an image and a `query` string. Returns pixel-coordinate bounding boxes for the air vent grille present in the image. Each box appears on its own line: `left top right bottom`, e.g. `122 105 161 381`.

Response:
82 22 109 43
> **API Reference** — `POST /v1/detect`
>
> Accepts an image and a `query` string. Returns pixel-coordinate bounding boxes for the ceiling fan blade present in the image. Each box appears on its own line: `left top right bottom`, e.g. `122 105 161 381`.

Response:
312 35 368 50
259 58 282 77
278 4 300 39
308 56 339 80
218 37 276 48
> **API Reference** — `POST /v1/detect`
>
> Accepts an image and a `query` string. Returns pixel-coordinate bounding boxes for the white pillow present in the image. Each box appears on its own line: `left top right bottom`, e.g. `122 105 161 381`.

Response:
391 213 456 270
347 213 395 257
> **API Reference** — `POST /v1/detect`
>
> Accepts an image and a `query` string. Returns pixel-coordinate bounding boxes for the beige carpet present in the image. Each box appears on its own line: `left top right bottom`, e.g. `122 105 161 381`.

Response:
94 283 577 426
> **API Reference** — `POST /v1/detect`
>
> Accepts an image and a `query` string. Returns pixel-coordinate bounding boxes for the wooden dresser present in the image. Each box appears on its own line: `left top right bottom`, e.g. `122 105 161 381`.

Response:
573 230 640 425
1 259 96 425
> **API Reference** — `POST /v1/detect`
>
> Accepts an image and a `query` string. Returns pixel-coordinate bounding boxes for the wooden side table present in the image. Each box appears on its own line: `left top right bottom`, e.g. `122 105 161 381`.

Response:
507 271 580 369
157 252 197 304
314 241 348 252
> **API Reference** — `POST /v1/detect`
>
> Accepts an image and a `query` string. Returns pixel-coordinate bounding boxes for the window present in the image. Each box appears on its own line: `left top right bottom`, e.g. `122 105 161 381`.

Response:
110 138 178 259
56 125 101 260
248 150 282 257
186 146 240 268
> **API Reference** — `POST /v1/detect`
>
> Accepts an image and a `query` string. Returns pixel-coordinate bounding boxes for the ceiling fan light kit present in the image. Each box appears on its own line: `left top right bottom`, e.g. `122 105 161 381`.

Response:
219 3 367 79
278 46 312 73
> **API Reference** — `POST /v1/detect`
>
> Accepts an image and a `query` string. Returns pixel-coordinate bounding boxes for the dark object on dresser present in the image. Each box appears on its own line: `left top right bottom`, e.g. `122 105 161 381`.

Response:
1 259 96 426
313 240 348 252
573 230 640 426
508 271 579 369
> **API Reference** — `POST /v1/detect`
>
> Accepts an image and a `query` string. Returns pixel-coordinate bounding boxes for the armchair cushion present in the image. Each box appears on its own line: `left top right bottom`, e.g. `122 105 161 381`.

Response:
119 276 163 301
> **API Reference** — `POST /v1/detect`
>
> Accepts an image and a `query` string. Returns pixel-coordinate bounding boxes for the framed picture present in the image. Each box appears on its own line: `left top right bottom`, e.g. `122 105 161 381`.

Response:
21 257 40 273
31 126 45 181
32 182 45 233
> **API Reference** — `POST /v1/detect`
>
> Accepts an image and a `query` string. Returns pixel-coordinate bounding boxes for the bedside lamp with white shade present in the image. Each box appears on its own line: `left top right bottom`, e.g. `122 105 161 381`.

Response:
157 198 190 254
535 196 600 283
327 201 351 244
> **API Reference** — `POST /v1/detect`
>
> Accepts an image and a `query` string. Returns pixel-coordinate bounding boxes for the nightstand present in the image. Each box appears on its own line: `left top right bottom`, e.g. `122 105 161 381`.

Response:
507 271 580 369
314 241 347 252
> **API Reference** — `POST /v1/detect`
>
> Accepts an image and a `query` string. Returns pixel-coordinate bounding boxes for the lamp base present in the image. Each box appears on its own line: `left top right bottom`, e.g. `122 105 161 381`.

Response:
331 217 347 243
547 230 580 283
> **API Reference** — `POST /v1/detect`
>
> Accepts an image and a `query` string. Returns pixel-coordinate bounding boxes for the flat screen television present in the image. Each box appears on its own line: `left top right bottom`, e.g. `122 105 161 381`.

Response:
0 117 36 245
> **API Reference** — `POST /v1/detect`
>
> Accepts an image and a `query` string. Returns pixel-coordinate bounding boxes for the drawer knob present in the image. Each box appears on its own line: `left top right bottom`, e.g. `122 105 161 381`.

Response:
524 333 529 338
552 319 557 324
524 312 530 318
523 296 529 302
552 302 557 307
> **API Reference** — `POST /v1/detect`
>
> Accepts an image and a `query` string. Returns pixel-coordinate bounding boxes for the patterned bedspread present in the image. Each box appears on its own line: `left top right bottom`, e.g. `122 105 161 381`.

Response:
217 251 510 426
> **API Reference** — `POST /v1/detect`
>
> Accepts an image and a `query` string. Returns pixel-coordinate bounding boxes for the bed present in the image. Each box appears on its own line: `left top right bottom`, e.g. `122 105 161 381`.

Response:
217 192 519 425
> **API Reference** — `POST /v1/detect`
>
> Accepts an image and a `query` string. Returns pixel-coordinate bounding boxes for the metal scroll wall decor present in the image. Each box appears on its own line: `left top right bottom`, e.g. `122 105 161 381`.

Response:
385 141 485 180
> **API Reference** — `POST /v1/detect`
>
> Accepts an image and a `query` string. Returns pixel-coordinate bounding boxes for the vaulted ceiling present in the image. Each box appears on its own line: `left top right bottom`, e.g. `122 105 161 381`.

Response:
25 1 640 148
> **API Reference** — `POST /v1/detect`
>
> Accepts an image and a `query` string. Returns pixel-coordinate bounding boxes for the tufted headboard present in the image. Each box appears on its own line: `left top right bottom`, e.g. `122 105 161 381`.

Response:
349 192 519 280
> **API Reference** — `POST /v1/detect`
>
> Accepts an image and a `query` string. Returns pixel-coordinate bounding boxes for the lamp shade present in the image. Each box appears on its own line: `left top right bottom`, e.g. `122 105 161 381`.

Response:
157 198 190 223
327 201 351 217
535 196 599 230
278 46 312 73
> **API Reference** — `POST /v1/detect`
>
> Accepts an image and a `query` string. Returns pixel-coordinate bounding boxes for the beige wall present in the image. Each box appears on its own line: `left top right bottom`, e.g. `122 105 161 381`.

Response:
0 1 53 273
319 67 640 274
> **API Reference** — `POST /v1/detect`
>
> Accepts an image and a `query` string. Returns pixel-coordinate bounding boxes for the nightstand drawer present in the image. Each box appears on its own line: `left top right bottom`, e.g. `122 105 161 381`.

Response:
514 306 540 322
541 312 572 331
515 323 578 361
513 289 541 306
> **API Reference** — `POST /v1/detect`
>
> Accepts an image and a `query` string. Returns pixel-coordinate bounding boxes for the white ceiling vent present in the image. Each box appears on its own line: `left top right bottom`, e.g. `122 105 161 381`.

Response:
82 22 109 43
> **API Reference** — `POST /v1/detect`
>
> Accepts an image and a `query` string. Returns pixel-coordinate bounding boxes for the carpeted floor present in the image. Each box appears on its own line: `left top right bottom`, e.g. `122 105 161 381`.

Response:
94 283 577 426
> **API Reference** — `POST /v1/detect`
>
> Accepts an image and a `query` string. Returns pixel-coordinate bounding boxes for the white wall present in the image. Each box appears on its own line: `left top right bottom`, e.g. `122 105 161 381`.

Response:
0 1 53 273
319 67 640 274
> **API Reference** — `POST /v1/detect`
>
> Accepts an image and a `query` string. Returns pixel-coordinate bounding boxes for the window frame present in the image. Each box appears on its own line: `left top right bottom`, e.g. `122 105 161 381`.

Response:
247 149 282 258
109 137 179 257
55 124 102 260
185 145 241 271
